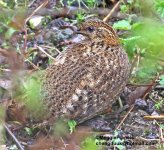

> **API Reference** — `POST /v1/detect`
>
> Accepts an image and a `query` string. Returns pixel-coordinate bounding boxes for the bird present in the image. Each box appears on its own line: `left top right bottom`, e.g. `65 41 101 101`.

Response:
41 19 130 125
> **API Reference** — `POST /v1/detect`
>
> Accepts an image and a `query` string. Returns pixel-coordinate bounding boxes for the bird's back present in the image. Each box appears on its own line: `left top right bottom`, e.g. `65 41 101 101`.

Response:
42 38 130 123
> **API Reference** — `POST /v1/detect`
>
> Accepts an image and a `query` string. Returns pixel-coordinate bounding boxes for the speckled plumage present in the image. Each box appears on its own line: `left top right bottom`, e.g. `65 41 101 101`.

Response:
42 19 130 124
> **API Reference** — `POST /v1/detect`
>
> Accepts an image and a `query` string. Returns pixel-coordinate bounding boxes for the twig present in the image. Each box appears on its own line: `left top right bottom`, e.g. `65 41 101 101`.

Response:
155 120 164 146
28 0 37 7
36 45 56 61
4 123 24 150
0 68 11 72
27 7 110 18
136 136 160 142
24 58 40 70
136 48 140 74
127 83 152 87
137 69 164 99
116 105 134 130
118 97 123 108
144 115 164 120
23 28 27 54
80 0 89 10
159 126 164 141
103 0 122 22
25 1 49 23
130 48 141 76
23 1 49 54
159 123 164 146
60 137 69 148
142 74 160 99
155 85 164 89
41 45 62 54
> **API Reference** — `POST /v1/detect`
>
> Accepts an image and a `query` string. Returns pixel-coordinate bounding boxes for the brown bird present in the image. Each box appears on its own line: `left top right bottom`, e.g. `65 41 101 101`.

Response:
42 19 130 124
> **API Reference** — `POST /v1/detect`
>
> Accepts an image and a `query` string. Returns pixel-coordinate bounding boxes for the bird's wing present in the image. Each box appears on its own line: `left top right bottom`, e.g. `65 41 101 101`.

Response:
42 43 92 118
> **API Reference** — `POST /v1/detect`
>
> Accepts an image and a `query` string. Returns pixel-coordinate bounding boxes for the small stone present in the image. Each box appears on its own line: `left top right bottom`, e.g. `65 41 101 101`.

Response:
135 98 147 110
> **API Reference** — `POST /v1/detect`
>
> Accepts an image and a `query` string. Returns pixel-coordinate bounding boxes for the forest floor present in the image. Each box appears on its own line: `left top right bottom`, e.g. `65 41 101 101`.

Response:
0 0 164 150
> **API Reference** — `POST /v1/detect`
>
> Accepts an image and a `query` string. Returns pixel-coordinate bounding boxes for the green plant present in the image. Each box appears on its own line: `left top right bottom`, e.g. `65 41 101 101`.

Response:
86 0 95 7
65 0 99 23
117 18 164 83
81 137 99 150
157 143 164 150
0 0 16 8
22 73 45 120
113 20 132 30
24 125 40 137
120 0 141 14
155 99 164 110
0 107 5 144
0 8 26 45
76 11 86 22
155 122 164 150
53 119 69 138
67 0 76 6
0 0 28 8
155 0 164 17
133 19 164 81
113 0 164 83
111 131 125 150
159 124 164 129
0 10 13 35
120 4 130 13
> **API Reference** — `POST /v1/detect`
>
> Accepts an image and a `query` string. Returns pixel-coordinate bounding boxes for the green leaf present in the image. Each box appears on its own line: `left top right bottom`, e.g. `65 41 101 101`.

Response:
5 27 16 39
128 18 164 83
0 0 7 7
127 0 134 4
116 144 125 150
120 36 141 59
160 124 164 129
112 138 122 144
120 4 129 13
159 75 164 85
9 145 18 150
76 11 85 22
81 137 99 150
155 100 163 110
113 20 131 30
155 0 164 17
120 36 141 43
29 16 44 29
68 120 77 134
24 127 33 136
131 22 143 30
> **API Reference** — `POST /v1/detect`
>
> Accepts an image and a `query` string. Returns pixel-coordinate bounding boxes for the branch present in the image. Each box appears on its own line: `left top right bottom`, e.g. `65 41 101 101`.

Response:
103 0 122 22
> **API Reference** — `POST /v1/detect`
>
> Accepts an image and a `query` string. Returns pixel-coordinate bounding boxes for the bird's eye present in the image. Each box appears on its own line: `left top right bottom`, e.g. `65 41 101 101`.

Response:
87 27 94 32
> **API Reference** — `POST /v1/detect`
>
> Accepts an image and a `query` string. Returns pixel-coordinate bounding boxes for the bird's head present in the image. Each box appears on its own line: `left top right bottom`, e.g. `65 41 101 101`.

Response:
76 19 119 46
